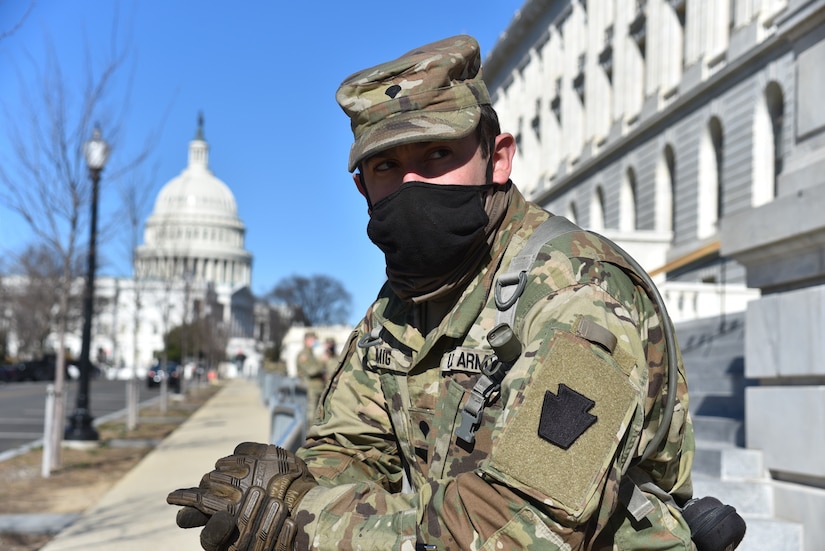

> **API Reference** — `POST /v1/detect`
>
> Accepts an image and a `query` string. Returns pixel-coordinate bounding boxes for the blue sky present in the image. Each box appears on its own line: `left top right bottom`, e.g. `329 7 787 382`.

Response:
0 0 524 324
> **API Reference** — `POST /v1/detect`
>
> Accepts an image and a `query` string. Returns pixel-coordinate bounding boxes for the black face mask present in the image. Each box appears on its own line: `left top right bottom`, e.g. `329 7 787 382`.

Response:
367 182 494 299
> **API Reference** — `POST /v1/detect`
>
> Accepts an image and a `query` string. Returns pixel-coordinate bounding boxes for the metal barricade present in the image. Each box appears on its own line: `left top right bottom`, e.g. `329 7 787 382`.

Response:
261 373 308 453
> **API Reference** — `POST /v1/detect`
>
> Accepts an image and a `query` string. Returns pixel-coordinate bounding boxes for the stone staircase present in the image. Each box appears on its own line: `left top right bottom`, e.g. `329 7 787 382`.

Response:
692 445 803 550
676 314 804 550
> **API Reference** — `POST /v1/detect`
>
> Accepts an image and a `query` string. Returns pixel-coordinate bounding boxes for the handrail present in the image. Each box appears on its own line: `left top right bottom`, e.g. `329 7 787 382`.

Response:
648 241 720 277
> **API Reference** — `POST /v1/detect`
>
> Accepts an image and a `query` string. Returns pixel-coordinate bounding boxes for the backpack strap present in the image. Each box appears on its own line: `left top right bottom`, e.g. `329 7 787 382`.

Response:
494 215 581 330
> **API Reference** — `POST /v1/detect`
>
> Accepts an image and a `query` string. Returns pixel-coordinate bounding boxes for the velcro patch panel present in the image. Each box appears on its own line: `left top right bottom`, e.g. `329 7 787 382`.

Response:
488 331 639 520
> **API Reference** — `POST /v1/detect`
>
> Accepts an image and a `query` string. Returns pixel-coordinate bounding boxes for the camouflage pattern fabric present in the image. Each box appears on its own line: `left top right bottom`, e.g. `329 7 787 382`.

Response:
296 345 326 421
291 187 696 550
336 34 491 172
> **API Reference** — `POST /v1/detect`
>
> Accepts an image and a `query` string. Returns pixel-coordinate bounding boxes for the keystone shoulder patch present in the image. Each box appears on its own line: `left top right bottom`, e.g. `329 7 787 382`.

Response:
538 384 597 449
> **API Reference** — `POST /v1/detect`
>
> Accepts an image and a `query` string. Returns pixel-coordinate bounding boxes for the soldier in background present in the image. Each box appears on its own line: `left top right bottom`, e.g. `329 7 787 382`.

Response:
321 338 337 374
168 35 707 550
296 331 324 421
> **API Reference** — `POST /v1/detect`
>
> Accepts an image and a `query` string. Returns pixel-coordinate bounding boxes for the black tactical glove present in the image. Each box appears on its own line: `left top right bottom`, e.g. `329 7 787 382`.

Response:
166 442 317 551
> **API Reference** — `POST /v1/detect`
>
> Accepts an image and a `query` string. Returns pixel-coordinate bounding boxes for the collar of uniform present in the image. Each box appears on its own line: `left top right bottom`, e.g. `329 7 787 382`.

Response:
366 187 547 363
368 289 426 357
440 187 539 339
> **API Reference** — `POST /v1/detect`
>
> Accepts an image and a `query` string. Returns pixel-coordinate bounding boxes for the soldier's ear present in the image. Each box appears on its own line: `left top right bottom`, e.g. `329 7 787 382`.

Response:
353 172 367 196
490 133 516 185
353 172 373 211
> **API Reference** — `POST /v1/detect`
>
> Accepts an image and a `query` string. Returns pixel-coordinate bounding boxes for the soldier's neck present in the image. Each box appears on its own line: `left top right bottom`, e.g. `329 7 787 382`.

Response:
412 290 461 336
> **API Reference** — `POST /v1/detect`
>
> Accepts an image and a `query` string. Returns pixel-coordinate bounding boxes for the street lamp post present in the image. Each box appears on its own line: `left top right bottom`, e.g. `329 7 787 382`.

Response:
65 126 109 442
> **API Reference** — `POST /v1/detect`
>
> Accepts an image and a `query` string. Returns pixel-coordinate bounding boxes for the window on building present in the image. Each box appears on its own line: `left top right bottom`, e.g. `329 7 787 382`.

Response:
590 186 606 231
626 2 647 121
671 0 686 27
531 99 541 141
710 117 724 221
574 53 586 103
766 82 785 190
551 77 562 121
660 144 676 237
567 201 579 225
630 0 647 59
698 117 724 239
599 25 614 83
621 168 638 231
753 82 784 206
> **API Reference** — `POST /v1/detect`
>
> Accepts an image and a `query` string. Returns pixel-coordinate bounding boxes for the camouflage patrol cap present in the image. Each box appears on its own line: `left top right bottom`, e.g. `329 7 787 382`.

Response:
336 35 491 172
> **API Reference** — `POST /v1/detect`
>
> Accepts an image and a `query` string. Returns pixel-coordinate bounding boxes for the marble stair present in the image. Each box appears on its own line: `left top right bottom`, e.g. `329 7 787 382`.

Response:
676 314 803 550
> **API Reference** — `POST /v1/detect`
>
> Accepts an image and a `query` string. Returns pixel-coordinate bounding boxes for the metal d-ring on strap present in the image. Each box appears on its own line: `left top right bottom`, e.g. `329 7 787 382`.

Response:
494 271 528 310
357 324 383 348
494 220 563 314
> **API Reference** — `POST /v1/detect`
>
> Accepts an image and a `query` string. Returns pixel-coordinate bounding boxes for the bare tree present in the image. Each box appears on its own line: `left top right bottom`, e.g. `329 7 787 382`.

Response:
203 295 230 369
268 274 352 326
7 244 70 359
0 260 10 361
0 14 157 473
263 304 294 362
115 166 160 428
176 291 229 373
0 1 34 42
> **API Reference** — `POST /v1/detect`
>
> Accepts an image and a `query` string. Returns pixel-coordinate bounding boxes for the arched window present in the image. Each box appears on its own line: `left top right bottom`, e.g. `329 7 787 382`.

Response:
766 82 785 195
620 167 638 231
567 201 579 225
698 117 723 239
710 117 724 221
590 186 606 231
752 82 784 206
657 144 676 236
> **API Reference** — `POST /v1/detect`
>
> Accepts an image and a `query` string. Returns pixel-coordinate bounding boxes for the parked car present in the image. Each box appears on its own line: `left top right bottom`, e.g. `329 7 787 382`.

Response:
146 362 180 392
17 359 54 381
11 358 99 382
0 363 23 383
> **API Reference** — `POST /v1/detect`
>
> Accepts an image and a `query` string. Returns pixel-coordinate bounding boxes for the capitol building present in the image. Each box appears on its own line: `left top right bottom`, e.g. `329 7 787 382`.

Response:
135 118 252 289
64 117 261 373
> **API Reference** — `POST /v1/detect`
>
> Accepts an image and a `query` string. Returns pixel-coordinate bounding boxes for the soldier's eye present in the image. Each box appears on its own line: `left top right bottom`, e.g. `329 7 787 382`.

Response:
428 148 451 160
373 160 396 172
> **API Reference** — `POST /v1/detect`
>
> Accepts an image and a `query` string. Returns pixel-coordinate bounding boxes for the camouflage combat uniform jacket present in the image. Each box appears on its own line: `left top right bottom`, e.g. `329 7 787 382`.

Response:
298 345 327 417
295 187 695 550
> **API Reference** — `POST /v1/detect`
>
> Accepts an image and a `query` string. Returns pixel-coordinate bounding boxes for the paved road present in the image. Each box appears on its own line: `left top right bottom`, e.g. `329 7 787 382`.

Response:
0 378 162 455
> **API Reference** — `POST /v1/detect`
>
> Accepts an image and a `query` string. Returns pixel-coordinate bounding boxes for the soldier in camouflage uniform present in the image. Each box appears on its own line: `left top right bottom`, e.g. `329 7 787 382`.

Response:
297 332 326 421
167 35 697 550
321 338 338 373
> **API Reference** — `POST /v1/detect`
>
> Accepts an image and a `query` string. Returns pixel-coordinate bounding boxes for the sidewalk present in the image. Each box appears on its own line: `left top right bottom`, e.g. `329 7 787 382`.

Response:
40 378 270 550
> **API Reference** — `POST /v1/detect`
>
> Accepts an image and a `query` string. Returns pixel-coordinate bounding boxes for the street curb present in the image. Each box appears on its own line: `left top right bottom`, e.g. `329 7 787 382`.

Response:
0 391 172 463
0 513 82 535
0 387 207 537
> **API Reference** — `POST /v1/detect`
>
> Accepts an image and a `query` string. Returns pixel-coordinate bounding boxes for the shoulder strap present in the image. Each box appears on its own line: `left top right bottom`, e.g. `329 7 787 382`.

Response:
493 215 678 463
494 215 580 329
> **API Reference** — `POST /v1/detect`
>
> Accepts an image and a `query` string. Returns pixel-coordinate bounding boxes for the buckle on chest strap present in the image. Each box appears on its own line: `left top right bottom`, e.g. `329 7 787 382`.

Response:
456 324 522 445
